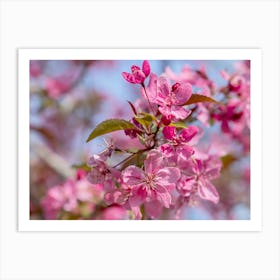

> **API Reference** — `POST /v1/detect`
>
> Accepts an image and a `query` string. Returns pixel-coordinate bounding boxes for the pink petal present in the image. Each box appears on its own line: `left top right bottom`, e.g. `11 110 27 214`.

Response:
155 185 172 208
162 126 176 140
122 72 136 84
142 60 151 77
179 126 199 143
104 189 128 205
145 200 163 219
177 145 195 161
133 70 146 84
221 120 230 133
87 169 105 184
170 106 191 120
129 186 147 206
102 206 127 220
122 166 144 185
159 143 177 166
145 73 158 102
131 65 141 72
194 159 204 174
220 70 231 81
144 149 164 174
157 76 170 100
205 159 222 180
177 176 196 196
172 82 192 105
197 180 219 204
156 167 181 186
158 105 173 119
159 143 174 156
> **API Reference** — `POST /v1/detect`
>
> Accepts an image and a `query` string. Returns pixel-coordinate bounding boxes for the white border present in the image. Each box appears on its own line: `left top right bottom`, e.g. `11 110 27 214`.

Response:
18 49 262 231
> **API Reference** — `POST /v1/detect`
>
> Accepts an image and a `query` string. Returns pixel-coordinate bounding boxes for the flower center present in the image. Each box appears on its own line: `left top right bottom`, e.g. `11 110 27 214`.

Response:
143 174 157 190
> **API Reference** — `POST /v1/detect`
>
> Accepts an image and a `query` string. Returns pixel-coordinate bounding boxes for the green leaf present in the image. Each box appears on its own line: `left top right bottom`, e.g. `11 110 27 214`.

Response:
221 154 237 169
71 163 91 172
184 94 218 105
168 122 187 128
86 119 136 142
134 113 156 128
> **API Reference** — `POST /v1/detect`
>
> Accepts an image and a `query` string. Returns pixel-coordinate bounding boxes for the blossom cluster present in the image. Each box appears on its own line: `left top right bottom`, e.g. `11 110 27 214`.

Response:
85 60 231 219
36 59 250 220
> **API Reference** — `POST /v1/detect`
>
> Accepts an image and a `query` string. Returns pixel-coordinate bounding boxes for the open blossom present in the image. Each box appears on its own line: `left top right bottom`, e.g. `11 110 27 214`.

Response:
177 157 222 204
122 60 151 84
87 154 109 184
87 154 121 190
154 77 192 120
162 126 199 144
122 150 181 208
212 99 245 134
160 126 199 165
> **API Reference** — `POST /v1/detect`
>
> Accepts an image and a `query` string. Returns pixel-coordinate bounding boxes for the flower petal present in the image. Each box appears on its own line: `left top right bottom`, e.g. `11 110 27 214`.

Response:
177 175 196 196
172 82 192 105
205 157 222 180
133 70 146 84
157 76 170 101
154 185 172 208
129 186 147 206
197 180 219 204
145 200 163 218
170 106 191 120
144 149 164 174
142 60 151 77
145 73 158 102
177 145 195 161
122 72 136 83
158 105 173 119
179 126 199 143
162 126 176 141
156 167 181 186
122 166 144 185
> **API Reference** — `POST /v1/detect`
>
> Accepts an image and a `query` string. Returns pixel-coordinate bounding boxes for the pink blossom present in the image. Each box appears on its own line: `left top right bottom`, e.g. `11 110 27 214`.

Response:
41 171 103 219
44 76 71 99
122 60 150 84
102 206 128 220
212 99 245 134
87 155 109 184
162 126 199 144
159 126 199 165
177 157 221 204
87 155 122 192
155 77 192 120
142 73 158 102
122 150 181 208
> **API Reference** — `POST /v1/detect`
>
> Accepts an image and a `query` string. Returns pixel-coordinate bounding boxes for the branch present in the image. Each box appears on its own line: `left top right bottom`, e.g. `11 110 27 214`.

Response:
31 141 75 179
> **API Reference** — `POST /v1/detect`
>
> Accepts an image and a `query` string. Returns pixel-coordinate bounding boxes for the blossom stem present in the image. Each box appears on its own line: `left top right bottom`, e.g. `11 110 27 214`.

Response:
112 153 137 168
112 147 150 169
141 84 157 116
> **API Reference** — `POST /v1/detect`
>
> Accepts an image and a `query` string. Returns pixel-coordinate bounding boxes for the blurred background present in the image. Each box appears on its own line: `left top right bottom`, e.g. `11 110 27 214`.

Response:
30 60 250 220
